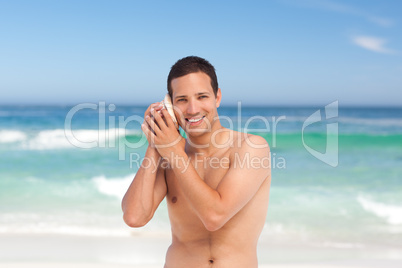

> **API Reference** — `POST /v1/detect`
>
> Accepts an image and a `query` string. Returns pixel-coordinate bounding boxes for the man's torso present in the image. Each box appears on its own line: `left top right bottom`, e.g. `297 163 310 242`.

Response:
163 132 270 268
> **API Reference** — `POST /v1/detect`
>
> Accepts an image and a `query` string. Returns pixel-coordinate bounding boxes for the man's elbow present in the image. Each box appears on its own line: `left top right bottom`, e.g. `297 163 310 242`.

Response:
203 212 226 232
123 212 150 228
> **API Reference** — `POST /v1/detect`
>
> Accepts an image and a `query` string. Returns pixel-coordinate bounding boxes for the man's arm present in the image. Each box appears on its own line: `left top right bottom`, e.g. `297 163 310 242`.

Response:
121 103 168 228
121 147 167 227
171 135 270 231
149 109 271 231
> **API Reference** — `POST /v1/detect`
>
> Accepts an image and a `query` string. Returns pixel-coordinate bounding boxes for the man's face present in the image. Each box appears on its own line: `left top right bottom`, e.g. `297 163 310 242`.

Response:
171 72 221 137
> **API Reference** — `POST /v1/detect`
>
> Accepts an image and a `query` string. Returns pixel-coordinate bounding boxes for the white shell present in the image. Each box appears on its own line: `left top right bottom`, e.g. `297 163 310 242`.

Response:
163 94 179 129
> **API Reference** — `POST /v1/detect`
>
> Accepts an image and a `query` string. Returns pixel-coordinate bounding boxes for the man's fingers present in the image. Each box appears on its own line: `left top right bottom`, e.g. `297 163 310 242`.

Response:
141 123 157 147
145 115 161 135
160 109 174 128
152 108 168 131
145 102 163 118
141 122 150 137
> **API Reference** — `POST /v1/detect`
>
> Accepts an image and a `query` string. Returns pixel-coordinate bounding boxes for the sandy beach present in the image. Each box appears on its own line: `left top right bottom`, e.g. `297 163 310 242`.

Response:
1 233 402 268
0 264 382 268
3 261 402 268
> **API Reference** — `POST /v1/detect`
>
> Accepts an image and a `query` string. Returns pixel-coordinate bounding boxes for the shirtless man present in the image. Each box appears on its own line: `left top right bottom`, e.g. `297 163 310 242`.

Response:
122 56 271 267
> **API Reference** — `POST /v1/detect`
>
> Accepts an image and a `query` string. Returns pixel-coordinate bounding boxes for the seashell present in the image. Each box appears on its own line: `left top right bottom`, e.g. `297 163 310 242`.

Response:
162 94 179 129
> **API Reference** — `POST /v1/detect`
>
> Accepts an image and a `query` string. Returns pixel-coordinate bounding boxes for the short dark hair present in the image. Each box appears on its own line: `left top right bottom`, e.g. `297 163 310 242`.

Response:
167 56 218 98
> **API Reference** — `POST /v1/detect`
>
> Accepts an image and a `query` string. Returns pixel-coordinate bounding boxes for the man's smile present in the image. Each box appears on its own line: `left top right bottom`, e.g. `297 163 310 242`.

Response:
185 116 205 126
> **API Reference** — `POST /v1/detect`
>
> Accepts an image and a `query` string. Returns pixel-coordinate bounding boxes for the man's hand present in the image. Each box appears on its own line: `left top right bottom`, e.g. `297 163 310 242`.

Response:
142 102 164 149
142 106 185 161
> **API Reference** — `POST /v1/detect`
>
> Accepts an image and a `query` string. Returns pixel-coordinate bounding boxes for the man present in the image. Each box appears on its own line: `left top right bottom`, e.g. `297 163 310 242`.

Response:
122 56 271 267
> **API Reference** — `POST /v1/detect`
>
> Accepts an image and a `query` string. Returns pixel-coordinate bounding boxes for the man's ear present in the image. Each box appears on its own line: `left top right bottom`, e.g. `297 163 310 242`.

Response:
215 88 222 108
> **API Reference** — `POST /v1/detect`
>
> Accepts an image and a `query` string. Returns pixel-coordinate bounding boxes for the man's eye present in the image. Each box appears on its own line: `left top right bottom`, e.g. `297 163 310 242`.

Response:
199 95 207 99
177 99 186 102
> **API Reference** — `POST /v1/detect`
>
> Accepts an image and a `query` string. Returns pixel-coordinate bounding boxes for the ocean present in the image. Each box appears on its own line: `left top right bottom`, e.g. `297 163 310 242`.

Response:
1 103 402 260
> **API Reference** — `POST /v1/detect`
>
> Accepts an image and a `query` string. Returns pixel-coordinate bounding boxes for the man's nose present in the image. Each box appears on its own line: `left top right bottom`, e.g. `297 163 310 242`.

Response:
186 98 200 115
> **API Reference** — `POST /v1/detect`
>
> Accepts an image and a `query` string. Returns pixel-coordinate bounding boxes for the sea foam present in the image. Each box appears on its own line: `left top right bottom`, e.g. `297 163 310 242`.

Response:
357 195 402 225
20 128 134 150
92 174 135 199
0 130 27 143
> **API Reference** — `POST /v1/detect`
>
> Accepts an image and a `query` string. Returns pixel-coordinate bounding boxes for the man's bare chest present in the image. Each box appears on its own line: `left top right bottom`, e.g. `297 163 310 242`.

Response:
164 152 231 232
195 154 230 186
165 151 231 194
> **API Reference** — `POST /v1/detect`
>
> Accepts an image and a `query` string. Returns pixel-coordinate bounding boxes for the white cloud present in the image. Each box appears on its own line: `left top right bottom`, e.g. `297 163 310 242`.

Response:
319 0 393 27
352 36 395 54
368 16 393 27
281 0 394 27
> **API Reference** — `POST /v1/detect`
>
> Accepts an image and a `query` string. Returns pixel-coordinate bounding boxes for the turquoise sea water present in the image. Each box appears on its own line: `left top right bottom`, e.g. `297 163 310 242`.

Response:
0 104 401 250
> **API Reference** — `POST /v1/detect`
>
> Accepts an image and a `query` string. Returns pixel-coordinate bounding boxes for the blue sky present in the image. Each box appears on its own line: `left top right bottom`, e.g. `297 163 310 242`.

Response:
0 0 401 106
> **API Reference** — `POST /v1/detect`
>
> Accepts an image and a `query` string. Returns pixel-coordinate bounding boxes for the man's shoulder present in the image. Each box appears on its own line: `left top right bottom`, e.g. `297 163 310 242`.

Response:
228 131 270 157
227 131 271 180
230 131 269 148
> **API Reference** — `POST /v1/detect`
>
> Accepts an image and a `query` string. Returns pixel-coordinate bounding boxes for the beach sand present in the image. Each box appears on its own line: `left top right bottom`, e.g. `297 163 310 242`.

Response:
0 264 374 268
3 262 402 268
1 233 402 268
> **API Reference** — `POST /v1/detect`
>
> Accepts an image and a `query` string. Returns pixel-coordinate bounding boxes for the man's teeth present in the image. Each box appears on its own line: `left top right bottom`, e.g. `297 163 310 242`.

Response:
188 117 203 123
